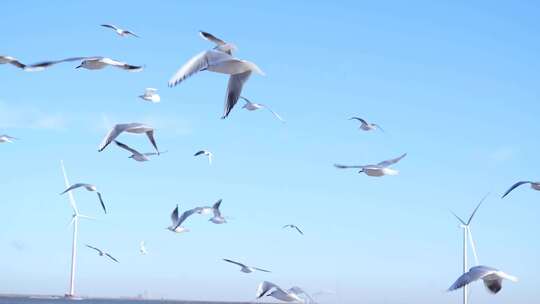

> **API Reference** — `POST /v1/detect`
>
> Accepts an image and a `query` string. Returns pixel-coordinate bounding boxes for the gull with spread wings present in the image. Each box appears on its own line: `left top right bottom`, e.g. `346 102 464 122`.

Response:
99 123 159 154
85 245 119 263
101 24 139 38
60 183 107 214
335 153 407 177
223 259 271 273
114 140 163 162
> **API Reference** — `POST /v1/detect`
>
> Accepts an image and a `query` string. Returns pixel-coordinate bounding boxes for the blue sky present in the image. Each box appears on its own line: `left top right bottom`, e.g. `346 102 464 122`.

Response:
1 1 539 303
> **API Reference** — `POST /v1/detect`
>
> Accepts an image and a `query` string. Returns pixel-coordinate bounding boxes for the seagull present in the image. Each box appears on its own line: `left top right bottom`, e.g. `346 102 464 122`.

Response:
209 199 226 224
223 259 271 273
240 97 285 122
60 183 107 214
349 117 383 132
168 33 264 119
0 135 18 143
283 224 304 235
24 57 143 72
140 241 147 255
334 153 407 177
101 24 139 38
256 281 313 303
199 31 237 55
139 88 160 103
194 150 213 165
114 140 163 162
0 55 26 69
85 245 119 263
99 123 159 154
502 181 540 198
448 265 517 294
167 205 200 233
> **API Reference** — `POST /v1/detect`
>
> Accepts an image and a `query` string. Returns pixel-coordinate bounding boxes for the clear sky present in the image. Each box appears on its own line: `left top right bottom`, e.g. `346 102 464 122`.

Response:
1 1 539 303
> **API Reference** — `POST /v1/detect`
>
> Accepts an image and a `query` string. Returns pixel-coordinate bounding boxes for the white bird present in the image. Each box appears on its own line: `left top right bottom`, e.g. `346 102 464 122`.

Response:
0 135 18 143
334 153 407 177
0 55 26 69
199 31 237 55
168 33 264 119
209 199 227 224
140 241 147 255
60 183 107 214
283 224 304 235
223 259 271 273
240 97 285 122
85 244 119 263
99 123 159 154
114 140 162 162
24 57 143 72
448 265 517 294
139 88 160 103
502 181 540 198
167 205 200 233
194 150 213 165
101 24 139 38
349 117 383 132
256 281 313 303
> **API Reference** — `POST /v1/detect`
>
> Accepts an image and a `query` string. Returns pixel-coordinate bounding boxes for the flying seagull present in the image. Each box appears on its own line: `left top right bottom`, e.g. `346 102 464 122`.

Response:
24 57 143 72
283 224 304 235
334 153 407 177
349 117 383 132
140 241 147 255
60 183 107 214
240 97 285 122
85 245 119 263
114 140 163 162
256 281 314 303
0 55 26 69
167 205 200 233
101 24 139 38
209 199 226 224
139 88 160 103
99 123 159 154
223 259 271 273
502 181 540 198
0 135 18 143
448 265 517 294
194 150 213 165
199 31 237 55
168 32 264 119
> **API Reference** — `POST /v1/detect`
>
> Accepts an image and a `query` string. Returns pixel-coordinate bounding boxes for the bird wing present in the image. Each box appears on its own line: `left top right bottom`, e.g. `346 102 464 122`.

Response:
124 30 139 38
60 183 88 195
294 226 304 235
85 244 102 254
199 31 227 45
99 124 133 152
349 117 368 124
101 24 119 31
254 267 272 273
176 207 200 227
105 253 119 263
145 130 159 154
448 266 497 291
0 56 26 69
168 51 211 87
334 164 365 169
256 281 280 298
96 192 107 214
170 205 179 226
212 199 223 217
260 104 285 122
223 259 246 268
194 150 206 156
372 123 385 132
502 181 532 198
100 58 143 71
377 153 407 167
288 287 315 303
24 57 90 71
222 70 252 119
114 140 142 156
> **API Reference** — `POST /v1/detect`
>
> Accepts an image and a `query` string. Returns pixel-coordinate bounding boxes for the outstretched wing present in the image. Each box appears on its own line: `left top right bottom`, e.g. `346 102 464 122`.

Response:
145 130 159 154
377 153 407 167
222 70 252 119
349 117 367 124
502 181 532 198
24 57 89 71
170 205 179 226
114 140 142 156
194 150 206 156
261 104 285 122
105 253 119 263
212 199 223 217
168 51 211 87
256 281 280 298
85 244 102 254
223 258 246 268
448 266 497 292
124 30 139 38
293 226 304 235
99 124 133 152
334 164 364 169
60 183 88 195
254 267 272 273
96 192 107 214
176 207 200 227
101 24 119 31
199 31 226 45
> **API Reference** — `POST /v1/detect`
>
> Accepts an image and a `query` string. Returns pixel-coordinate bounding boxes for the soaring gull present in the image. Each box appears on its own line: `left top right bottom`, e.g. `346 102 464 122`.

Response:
283 224 304 235
0 135 18 143
101 24 139 38
349 117 383 132
448 265 517 294
114 140 162 162
240 97 285 122
223 259 271 273
194 150 213 165
99 123 159 154
334 153 407 177
256 281 314 303
60 183 107 214
24 57 143 72
85 245 119 263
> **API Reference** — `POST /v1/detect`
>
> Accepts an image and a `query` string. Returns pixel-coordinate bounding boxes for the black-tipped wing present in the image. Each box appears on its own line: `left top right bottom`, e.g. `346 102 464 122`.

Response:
124 30 139 38
114 140 142 156
101 24 119 31
349 117 367 124
170 205 179 226
85 244 103 254
60 183 88 195
194 150 206 156
502 181 531 198
199 31 226 45
223 258 246 268
96 192 107 214
222 71 252 119
25 57 89 70
254 267 272 273
145 130 159 154
105 253 119 263
334 164 364 169
212 199 223 217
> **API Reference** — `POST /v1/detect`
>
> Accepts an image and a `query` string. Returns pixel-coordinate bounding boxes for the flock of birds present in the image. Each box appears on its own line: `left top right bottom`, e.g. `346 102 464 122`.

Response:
1 24 537 303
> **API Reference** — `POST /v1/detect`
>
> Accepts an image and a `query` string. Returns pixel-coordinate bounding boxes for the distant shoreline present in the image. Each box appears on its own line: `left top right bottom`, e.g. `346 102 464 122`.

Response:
0 294 258 304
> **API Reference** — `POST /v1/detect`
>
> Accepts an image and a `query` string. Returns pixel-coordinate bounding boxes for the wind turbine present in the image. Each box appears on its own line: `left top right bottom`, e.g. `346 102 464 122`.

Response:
60 160 93 299
450 194 488 304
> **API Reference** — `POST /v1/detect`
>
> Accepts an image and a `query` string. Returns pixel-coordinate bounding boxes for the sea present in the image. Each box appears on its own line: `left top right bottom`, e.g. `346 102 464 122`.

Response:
0 297 253 304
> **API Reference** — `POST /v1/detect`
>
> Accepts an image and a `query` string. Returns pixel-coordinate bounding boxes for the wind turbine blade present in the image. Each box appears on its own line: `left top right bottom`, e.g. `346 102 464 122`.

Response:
78 214 96 221
467 192 489 225
450 211 467 225
60 160 79 214
67 216 76 229
467 227 479 266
